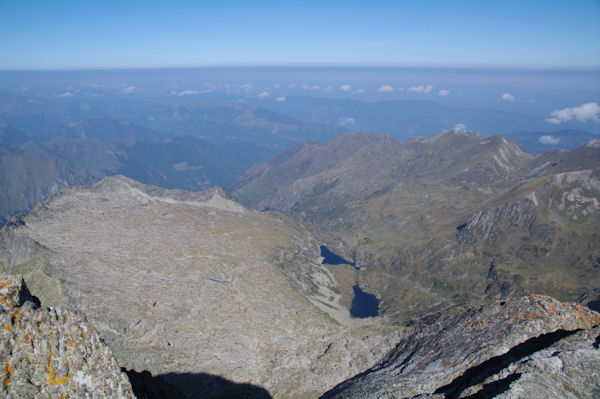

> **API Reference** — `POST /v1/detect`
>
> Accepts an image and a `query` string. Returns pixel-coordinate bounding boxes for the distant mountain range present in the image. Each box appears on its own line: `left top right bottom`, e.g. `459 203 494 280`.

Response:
258 96 600 144
3 91 598 153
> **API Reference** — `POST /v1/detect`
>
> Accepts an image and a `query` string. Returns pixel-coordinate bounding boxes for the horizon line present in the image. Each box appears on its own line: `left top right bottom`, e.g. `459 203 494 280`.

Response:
1 62 599 73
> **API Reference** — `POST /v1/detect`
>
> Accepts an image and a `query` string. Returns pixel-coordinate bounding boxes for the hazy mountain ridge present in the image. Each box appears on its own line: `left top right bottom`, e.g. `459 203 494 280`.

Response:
0 137 275 226
258 96 599 147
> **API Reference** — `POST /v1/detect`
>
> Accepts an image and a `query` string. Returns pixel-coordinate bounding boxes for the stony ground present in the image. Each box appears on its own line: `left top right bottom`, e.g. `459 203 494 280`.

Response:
0 176 400 398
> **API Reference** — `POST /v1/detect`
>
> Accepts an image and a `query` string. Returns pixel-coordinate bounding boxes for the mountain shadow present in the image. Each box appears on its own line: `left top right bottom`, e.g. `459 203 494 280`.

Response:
122 368 273 399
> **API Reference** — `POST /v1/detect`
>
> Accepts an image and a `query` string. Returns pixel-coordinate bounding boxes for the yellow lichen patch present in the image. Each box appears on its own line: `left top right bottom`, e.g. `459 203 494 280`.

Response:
46 348 71 387
68 339 74 348
10 310 21 326
2 325 12 331
2 344 13 388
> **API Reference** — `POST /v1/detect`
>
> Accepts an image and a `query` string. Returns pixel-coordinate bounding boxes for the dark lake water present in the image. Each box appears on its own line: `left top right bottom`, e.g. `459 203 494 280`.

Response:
350 284 379 318
320 245 355 267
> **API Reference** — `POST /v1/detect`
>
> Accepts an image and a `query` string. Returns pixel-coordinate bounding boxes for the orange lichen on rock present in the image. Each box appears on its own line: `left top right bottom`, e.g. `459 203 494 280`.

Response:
46 348 70 387
468 319 489 328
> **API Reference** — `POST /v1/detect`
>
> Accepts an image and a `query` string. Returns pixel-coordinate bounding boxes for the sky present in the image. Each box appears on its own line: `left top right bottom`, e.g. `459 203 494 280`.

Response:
1 0 599 70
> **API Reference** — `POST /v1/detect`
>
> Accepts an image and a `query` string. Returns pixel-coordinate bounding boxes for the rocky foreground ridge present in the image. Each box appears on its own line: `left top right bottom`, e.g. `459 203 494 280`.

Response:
322 294 600 398
0 275 134 398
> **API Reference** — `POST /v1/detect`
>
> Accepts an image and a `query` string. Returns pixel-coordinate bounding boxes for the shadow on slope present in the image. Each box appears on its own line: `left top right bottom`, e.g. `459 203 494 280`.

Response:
123 368 272 399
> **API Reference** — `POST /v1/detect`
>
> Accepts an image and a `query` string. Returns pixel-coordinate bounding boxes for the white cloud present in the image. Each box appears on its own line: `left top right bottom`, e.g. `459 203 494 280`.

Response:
121 86 137 94
288 83 296 89
453 123 467 132
528 99 536 103
378 85 394 93
338 117 355 128
408 85 433 94
538 135 560 145
58 91 75 97
301 84 320 90
545 102 600 124
275 96 286 102
241 83 253 90
397 87 404 91
502 92 515 101
353 88 365 94
273 84 280 89
178 89 200 96
438 89 450 96
257 91 269 99
341 84 352 92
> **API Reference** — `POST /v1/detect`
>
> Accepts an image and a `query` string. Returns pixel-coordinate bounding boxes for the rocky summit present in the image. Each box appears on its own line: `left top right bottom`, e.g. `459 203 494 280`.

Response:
0 176 399 398
321 295 600 398
0 275 134 398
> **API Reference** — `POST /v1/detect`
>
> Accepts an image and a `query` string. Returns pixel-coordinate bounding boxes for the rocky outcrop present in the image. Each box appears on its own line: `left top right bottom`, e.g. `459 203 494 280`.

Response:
0 275 134 398
321 295 600 398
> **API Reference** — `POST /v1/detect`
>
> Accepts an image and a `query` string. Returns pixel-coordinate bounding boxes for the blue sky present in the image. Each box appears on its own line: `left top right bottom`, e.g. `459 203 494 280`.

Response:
1 0 599 70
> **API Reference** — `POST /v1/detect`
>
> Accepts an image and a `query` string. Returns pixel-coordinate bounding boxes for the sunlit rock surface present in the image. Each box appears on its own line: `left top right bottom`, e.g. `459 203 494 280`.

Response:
0 275 134 398
321 295 600 398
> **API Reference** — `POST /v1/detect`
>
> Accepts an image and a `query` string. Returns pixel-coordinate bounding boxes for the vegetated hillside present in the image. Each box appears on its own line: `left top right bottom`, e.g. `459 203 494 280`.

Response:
0 137 275 226
0 176 399 398
232 132 600 324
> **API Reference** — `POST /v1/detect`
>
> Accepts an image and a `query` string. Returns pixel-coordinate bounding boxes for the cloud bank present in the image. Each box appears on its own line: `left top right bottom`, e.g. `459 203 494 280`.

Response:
453 123 467 132
340 84 352 92
378 85 394 93
538 135 560 145
546 102 600 124
338 117 355 128
408 85 433 94
120 86 137 94
438 89 449 96
501 93 515 101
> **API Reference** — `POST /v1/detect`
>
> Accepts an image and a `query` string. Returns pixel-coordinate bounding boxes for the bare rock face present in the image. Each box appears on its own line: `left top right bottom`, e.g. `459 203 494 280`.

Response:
0 176 399 398
0 275 134 398
321 295 600 398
